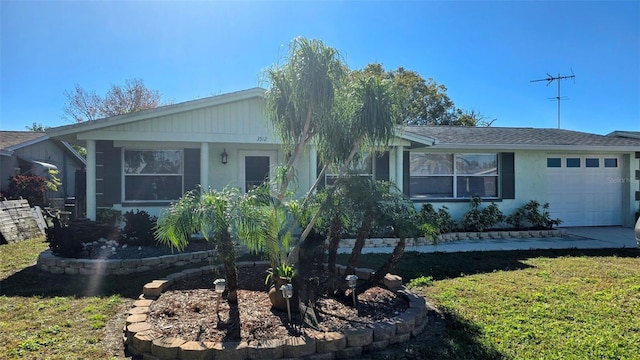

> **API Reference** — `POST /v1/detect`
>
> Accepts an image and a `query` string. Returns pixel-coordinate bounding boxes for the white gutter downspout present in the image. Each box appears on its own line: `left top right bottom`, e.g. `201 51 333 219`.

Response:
200 142 209 190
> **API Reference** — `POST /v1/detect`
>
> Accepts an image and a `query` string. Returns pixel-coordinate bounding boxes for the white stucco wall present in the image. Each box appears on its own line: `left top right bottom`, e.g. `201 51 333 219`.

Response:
411 150 639 227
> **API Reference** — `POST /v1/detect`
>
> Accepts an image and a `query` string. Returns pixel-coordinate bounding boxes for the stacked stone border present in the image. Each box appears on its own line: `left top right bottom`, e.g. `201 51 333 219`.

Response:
36 249 216 275
124 263 434 360
36 229 566 276
335 229 567 249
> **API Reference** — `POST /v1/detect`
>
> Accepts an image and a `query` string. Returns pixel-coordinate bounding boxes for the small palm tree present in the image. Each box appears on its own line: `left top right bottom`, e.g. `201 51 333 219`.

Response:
155 186 241 302
232 184 294 272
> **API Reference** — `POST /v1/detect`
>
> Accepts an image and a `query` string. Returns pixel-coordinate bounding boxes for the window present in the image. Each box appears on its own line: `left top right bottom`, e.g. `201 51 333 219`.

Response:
123 149 183 201
410 153 498 199
585 158 599 168
547 158 561 167
604 158 618 168
566 158 581 168
325 153 374 185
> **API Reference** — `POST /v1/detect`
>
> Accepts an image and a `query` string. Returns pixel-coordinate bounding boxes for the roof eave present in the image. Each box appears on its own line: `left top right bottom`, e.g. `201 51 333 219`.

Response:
47 87 266 139
59 141 87 166
395 128 438 147
427 143 640 152
608 131 640 139
5 134 49 151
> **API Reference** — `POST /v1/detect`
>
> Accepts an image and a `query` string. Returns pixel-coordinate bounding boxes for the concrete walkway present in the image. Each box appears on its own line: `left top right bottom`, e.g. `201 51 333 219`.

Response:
337 227 638 254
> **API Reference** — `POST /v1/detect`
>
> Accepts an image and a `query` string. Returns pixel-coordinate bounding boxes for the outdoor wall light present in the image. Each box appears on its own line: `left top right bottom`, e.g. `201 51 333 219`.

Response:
280 283 294 322
345 274 359 307
220 149 228 165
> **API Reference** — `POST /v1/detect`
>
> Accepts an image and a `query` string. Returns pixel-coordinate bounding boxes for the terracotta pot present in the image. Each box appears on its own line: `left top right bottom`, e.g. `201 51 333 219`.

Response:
268 277 290 311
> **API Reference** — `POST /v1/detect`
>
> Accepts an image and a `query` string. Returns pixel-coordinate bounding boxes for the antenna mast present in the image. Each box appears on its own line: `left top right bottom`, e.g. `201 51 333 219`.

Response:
530 72 575 129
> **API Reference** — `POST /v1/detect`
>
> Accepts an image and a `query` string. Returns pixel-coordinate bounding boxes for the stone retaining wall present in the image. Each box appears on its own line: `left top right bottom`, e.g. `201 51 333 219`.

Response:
336 229 566 249
36 250 216 275
36 229 567 276
124 264 434 360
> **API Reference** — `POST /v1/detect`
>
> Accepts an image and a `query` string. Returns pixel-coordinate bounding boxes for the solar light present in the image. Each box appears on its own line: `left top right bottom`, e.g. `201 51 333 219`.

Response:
345 274 358 307
213 278 226 294
280 283 294 323
213 278 226 321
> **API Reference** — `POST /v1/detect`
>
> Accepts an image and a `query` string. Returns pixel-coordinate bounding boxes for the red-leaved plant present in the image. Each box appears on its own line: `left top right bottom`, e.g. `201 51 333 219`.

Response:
4 174 48 207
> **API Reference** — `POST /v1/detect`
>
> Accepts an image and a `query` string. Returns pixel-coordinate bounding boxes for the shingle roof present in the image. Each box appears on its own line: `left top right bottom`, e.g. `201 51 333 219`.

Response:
403 126 640 149
0 131 47 150
608 131 640 139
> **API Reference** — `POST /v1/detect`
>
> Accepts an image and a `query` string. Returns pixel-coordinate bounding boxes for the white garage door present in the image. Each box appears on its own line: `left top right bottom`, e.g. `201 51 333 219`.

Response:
546 155 623 226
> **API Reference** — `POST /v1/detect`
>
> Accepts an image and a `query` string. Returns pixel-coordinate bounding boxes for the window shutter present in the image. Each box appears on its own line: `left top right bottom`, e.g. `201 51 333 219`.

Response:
183 148 201 192
501 152 515 199
97 140 120 207
403 150 410 196
374 151 390 181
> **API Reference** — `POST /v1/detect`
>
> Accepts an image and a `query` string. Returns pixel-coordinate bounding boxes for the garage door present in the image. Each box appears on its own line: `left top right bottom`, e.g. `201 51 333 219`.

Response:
546 155 623 226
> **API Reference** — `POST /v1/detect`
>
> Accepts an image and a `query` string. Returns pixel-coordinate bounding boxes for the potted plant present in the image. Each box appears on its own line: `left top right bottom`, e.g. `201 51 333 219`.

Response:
266 262 295 311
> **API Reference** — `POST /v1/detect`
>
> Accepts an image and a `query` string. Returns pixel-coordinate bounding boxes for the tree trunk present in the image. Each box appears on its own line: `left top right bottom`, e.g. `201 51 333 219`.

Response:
325 215 343 294
294 229 325 304
345 209 373 277
218 232 238 302
368 236 406 288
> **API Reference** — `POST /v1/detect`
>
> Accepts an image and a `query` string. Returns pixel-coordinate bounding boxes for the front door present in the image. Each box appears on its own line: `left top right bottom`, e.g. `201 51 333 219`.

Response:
239 151 277 192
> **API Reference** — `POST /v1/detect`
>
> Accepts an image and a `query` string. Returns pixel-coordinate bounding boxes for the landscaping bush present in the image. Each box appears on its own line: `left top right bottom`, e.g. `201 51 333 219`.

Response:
96 208 122 225
45 217 113 258
3 175 48 208
418 203 457 234
506 200 562 230
460 196 505 232
122 210 157 246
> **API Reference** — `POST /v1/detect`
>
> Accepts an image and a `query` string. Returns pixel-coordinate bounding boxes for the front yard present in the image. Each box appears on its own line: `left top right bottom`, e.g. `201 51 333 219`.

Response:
1 237 639 359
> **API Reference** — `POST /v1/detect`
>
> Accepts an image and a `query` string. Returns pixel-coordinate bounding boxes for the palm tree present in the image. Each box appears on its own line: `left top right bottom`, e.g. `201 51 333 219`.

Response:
341 176 389 277
265 37 347 201
155 186 242 302
299 70 399 242
367 186 420 287
231 184 294 271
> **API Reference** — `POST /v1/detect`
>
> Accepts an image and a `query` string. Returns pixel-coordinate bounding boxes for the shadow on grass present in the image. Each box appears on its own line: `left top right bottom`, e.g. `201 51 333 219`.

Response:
339 248 640 282
0 263 207 299
364 308 503 360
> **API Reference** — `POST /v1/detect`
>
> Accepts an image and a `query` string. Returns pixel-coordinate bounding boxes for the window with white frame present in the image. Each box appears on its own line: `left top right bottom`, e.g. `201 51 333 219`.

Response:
325 153 374 185
409 153 498 199
123 149 184 201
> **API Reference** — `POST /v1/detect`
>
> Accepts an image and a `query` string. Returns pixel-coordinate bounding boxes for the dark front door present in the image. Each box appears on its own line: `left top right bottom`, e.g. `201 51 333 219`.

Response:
245 156 270 191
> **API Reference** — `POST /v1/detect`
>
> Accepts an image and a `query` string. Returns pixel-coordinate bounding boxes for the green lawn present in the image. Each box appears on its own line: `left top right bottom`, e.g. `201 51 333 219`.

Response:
0 237 202 359
345 249 640 360
1 238 639 359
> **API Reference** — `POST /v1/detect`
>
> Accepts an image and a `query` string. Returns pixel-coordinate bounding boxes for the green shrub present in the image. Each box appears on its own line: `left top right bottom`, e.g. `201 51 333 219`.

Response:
45 217 113 258
418 203 457 234
4 175 48 208
96 208 122 225
408 275 434 288
122 210 157 246
506 200 562 229
460 196 505 232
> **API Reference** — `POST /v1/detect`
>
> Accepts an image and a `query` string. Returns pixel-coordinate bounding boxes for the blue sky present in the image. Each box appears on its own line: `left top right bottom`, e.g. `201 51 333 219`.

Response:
1 1 638 134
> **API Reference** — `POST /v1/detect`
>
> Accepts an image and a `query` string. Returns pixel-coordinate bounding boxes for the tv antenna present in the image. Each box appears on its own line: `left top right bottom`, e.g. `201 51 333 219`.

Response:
530 71 575 129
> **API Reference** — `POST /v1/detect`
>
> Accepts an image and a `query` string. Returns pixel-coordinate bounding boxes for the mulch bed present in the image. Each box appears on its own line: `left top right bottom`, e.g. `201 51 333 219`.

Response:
146 264 409 343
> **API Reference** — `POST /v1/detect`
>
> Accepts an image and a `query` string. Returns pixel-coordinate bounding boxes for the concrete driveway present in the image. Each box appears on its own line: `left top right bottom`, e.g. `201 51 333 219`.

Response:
340 226 638 254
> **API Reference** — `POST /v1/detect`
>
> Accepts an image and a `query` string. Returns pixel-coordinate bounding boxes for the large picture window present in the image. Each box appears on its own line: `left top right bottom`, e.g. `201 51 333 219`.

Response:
123 149 184 201
410 153 498 199
325 153 374 185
